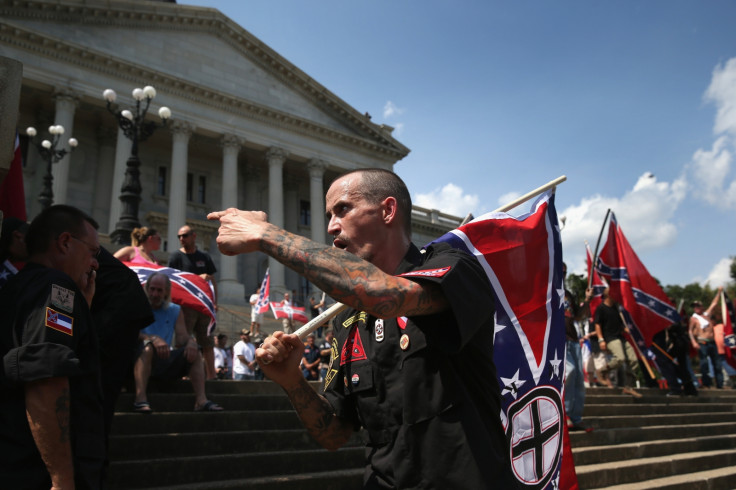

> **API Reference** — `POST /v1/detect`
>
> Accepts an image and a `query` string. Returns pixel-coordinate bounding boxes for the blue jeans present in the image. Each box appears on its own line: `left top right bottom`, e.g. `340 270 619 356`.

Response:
699 342 723 388
565 340 585 424
234 373 254 381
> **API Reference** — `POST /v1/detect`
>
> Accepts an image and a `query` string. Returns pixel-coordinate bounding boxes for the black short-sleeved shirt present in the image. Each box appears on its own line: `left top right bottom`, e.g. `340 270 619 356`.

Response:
168 249 217 276
594 302 625 342
0 263 105 489
323 243 518 489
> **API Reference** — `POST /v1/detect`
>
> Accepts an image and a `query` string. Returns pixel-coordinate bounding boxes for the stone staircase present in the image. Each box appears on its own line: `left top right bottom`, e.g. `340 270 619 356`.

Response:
107 383 736 489
573 388 736 489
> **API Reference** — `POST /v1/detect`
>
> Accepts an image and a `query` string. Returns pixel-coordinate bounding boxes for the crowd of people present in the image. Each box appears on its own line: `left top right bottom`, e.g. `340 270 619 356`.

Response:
563 269 736 433
2 167 733 489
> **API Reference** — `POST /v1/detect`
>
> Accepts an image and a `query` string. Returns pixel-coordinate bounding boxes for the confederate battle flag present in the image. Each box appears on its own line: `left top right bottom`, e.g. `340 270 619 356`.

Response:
432 191 577 490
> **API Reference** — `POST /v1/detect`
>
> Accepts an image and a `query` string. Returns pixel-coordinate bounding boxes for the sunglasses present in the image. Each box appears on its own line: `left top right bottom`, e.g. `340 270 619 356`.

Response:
177 232 192 239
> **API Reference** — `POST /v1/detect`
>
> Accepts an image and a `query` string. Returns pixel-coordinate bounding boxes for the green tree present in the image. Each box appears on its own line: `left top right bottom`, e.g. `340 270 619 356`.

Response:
564 272 588 302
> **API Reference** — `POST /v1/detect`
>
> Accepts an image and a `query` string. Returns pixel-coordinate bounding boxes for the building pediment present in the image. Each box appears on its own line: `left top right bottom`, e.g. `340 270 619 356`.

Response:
0 0 409 160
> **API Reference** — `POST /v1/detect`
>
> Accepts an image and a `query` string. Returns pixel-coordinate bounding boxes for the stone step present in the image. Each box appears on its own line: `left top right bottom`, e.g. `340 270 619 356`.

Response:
573 433 736 466
570 421 736 448
582 412 736 430
585 393 736 405
134 468 364 490
154 379 319 395
576 448 736 488
107 447 365 489
583 402 736 416
601 465 736 490
109 429 364 460
116 393 294 412
111 410 304 435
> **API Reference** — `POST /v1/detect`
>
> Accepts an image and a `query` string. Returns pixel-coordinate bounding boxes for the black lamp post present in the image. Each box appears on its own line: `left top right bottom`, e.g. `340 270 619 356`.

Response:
103 86 171 244
26 125 78 210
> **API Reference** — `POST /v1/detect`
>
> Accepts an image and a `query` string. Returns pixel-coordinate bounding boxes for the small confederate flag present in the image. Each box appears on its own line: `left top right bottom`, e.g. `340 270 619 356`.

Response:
270 300 309 324
255 269 270 315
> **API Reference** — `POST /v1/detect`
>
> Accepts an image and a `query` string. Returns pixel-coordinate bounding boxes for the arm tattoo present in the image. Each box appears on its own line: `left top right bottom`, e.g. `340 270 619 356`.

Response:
285 381 347 448
55 387 71 443
259 225 447 318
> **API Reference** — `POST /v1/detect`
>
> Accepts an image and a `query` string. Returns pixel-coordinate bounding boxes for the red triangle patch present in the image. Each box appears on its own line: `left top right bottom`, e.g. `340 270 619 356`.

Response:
340 326 368 365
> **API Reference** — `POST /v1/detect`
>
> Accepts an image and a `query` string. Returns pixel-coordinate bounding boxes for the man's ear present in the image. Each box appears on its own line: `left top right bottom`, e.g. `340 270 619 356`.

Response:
56 231 72 254
381 196 398 225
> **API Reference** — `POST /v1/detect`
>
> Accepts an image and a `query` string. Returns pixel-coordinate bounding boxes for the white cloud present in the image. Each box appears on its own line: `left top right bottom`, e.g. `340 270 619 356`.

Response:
688 57 736 209
705 57 736 137
702 257 733 287
559 172 687 276
383 100 405 119
415 183 479 217
498 191 522 209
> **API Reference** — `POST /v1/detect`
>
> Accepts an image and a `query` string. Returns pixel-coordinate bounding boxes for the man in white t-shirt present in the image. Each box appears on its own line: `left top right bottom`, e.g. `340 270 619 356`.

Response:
232 329 256 380
249 287 263 336
214 334 232 380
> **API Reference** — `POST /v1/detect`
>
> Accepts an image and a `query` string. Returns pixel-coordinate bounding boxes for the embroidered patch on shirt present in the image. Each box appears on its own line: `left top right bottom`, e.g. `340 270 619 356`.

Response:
340 326 367 365
50 284 75 313
342 311 367 329
45 307 74 336
397 266 452 279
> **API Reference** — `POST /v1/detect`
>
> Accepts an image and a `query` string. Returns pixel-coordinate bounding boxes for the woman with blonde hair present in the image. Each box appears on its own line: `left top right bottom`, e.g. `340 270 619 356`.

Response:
114 226 161 265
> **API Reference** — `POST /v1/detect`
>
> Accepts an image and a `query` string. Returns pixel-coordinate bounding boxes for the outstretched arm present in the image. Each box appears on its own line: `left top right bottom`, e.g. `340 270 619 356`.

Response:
208 209 448 319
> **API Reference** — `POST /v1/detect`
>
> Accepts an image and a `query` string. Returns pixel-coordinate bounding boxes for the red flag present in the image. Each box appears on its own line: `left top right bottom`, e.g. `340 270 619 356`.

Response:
125 262 216 334
433 191 575 489
721 290 736 370
595 213 679 346
0 133 27 221
270 300 309 324
255 269 270 315
585 243 607 320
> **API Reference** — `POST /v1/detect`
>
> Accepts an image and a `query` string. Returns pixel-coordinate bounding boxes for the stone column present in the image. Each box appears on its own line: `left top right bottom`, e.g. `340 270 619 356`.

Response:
283 173 299 293
266 147 287 292
166 121 193 251
242 163 261 294
51 90 78 205
108 127 132 234
92 127 116 231
218 134 245 302
307 159 327 245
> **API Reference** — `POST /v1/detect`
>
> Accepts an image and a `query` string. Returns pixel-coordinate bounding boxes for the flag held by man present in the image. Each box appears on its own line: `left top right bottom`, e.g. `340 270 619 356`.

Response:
255 268 271 315
270 300 309 324
125 262 217 334
432 190 575 490
595 212 679 346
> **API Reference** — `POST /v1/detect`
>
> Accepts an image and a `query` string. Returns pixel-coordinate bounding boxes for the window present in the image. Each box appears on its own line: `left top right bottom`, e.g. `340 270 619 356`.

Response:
157 167 167 196
299 200 311 226
197 176 206 204
186 173 193 202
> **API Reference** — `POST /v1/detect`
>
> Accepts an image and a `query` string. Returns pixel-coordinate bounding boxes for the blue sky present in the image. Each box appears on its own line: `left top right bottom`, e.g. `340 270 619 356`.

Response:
179 0 736 288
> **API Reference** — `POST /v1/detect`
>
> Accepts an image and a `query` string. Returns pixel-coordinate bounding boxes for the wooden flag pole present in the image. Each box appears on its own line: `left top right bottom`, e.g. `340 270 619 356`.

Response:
293 175 569 340
617 309 657 379
589 209 611 289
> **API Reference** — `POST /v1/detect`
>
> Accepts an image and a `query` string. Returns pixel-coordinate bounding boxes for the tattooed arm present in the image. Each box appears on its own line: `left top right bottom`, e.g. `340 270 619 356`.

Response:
25 376 75 489
207 209 448 319
256 331 353 450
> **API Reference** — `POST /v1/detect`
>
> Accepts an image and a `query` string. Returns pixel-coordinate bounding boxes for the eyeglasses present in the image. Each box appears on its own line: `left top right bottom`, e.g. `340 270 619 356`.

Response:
70 235 101 258
177 232 191 239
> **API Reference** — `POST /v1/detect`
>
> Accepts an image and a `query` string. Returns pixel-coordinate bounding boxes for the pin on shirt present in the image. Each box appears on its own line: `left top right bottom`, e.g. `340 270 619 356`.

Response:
375 318 384 342
400 333 410 351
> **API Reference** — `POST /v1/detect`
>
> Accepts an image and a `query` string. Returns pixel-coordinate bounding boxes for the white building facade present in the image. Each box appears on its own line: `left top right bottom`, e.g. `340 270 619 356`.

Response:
0 0 461 306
